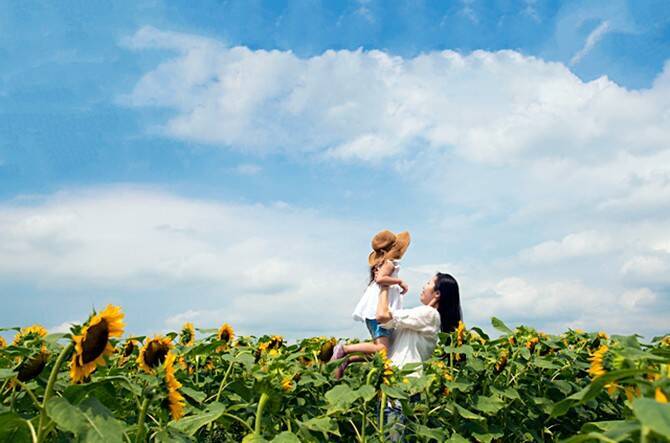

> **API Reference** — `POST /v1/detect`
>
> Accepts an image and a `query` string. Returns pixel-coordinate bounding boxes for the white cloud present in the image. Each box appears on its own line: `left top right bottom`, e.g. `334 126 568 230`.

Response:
0 186 377 338
619 288 657 311
570 20 611 66
520 230 616 263
50 320 79 334
621 254 670 284
120 26 670 165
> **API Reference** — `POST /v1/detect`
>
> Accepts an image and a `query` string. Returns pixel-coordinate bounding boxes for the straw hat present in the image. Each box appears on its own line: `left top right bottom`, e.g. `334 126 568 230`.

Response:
368 230 411 267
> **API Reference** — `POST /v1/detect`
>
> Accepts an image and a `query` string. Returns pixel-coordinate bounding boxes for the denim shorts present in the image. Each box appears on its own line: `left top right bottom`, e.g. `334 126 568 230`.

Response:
365 318 392 340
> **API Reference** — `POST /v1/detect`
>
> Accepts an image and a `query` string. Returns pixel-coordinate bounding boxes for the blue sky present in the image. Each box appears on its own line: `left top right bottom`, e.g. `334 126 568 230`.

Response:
2 0 669 340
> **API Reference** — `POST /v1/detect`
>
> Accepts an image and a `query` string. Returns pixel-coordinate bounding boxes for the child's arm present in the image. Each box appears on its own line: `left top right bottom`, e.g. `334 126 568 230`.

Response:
375 260 409 294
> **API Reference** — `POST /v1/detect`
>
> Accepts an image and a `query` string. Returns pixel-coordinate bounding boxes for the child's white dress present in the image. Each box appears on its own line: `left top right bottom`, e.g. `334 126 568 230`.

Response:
352 259 403 323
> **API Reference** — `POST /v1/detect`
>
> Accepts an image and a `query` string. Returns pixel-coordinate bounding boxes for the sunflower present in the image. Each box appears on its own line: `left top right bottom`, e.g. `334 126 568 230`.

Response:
280 376 294 392
13 324 48 346
625 385 641 402
494 349 509 374
216 323 234 351
0 336 6 348
655 388 668 404
588 344 608 378
319 339 336 362
137 336 173 374
164 352 185 420
17 346 49 382
526 337 540 352
268 335 283 350
122 339 138 357
70 305 125 383
378 348 395 385
179 322 195 346
454 321 466 361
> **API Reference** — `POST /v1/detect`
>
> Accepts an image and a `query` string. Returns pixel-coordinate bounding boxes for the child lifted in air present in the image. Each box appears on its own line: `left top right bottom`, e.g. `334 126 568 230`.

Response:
330 230 410 378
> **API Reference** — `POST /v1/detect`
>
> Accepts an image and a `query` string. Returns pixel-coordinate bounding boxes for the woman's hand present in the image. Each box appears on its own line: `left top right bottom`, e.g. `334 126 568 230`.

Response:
399 280 409 294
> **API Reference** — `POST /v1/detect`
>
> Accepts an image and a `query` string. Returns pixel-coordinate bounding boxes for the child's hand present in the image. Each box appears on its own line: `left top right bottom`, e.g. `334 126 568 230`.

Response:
399 281 409 294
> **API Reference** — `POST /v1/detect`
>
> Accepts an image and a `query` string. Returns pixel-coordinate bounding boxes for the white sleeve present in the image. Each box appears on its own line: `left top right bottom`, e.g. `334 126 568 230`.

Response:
380 307 439 333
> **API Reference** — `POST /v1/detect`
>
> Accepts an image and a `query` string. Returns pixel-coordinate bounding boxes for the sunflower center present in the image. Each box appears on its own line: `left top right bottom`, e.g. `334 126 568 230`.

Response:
17 352 48 382
123 341 135 357
145 341 169 368
82 319 109 364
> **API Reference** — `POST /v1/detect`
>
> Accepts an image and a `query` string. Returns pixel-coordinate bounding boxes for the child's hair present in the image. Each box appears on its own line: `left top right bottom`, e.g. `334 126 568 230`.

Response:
368 258 386 284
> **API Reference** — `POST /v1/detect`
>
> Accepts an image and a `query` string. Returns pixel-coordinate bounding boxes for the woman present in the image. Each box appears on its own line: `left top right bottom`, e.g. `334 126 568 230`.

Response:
331 272 462 376
375 272 463 442
376 272 463 375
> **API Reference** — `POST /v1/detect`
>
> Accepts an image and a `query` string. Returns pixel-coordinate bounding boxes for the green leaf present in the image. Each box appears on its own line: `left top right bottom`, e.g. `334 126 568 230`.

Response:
632 398 670 437
0 368 17 380
0 412 32 443
473 395 505 415
242 434 269 443
324 384 357 409
46 397 87 435
473 431 504 443
490 386 520 401
355 385 377 402
170 402 227 436
533 357 560 369
454 404 484 421
551 380 572 395
581 420 641 440
298 416 341 437
271 431 301 442
412 423 446 441
181 387 206 404
381 384 408 400
446 432 470 443
154 428 194 443
491 317 513 335
45 396 126 443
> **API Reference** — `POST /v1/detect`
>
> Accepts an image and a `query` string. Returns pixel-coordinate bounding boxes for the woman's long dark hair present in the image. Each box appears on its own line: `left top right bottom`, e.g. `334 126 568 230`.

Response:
434 272 462 333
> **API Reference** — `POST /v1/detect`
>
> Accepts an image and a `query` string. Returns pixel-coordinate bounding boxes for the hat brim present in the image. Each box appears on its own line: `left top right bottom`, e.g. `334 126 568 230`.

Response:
385 231 410 261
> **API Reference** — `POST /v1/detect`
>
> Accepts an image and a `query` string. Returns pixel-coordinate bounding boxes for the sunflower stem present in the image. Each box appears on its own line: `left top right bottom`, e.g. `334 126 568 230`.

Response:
215 357 236 403
135 397 150 443
36 342 72 443
254 392 270 436
378 390 387 438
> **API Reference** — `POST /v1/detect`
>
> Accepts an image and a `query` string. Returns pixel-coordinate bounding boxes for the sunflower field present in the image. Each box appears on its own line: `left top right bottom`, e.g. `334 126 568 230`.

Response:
1 305 669 442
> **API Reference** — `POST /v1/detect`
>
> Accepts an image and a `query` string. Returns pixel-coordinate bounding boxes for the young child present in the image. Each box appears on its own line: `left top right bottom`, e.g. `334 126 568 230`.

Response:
331 230 410 378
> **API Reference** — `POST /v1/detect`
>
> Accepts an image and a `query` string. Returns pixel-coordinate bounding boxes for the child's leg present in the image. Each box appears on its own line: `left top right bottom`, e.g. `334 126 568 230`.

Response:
343 336 390 363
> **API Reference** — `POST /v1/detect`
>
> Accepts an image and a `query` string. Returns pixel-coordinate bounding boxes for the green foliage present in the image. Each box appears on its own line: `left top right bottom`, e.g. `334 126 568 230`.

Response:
0 316 669 442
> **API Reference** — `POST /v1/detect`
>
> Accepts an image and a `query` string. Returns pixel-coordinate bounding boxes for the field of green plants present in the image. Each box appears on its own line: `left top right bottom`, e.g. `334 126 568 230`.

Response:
1 304 669 442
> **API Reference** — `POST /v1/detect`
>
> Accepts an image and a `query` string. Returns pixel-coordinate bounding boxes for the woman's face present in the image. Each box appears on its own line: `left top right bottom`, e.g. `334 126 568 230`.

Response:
419 275 439 306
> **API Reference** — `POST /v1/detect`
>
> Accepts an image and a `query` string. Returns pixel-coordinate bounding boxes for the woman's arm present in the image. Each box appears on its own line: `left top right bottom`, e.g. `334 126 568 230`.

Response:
376 286 392 324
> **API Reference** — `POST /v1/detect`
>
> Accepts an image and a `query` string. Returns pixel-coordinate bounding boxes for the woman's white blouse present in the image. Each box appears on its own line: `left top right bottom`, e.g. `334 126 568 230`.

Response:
379 305 441 376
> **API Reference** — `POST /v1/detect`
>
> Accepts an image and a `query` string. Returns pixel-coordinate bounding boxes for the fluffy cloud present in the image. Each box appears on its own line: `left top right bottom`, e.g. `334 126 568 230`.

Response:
0 186 375 338
121 26 670 165
520 230 616 263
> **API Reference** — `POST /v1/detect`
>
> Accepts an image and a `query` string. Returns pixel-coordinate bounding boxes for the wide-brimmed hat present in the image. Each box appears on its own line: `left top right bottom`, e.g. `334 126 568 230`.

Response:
368 230 411 267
